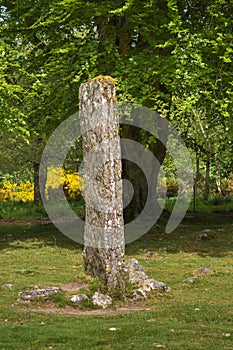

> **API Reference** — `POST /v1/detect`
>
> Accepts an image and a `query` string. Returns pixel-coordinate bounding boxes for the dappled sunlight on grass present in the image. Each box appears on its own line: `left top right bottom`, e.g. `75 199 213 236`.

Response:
0 211 232 349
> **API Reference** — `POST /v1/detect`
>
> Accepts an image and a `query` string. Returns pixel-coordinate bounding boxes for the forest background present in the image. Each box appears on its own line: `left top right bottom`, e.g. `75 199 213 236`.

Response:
0 0 232 212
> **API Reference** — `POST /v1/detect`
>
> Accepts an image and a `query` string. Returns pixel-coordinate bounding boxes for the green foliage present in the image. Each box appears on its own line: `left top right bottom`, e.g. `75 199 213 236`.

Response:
0 201 47 219
189 195 233 213
208 195 233 206
170 1 233 200
87 278 107 295
159 195 233 214
1 0 232 204
78 297 101 311
221 174 233 196
48 290 71 307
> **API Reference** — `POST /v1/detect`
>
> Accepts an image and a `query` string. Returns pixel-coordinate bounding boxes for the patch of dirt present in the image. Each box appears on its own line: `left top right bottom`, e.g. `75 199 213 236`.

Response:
18 281 154 316
0 218 51 225
212 210 233 214
29 305 153 317
60 282 88 292
0 217 83 225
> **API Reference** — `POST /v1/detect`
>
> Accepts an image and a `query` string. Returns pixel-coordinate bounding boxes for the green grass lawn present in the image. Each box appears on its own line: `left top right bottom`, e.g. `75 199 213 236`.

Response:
0 212 232 349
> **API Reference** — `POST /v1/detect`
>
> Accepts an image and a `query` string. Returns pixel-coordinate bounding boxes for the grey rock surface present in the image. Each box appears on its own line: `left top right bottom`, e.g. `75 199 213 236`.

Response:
92 292 112 309
195 267 212 275
18 287 60 301
68 294 88 304
183 276 197 283
124 258 148 284
140 278 166 291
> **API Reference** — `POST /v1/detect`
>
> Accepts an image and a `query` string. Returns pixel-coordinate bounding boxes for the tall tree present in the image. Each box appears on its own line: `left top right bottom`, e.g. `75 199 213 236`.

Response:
2 0 232 207
1 0 180 211
171 0 233 200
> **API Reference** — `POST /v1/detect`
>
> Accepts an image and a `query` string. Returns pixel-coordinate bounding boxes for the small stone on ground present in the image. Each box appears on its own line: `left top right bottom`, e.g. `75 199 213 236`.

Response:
2 284 13 289
68 294 88 304
183 276 197 283
195 267 212 275
18 287 60 301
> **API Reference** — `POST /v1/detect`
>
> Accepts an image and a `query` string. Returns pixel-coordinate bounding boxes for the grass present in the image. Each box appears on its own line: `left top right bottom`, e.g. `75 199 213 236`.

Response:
1 195 232 221
0 201 47 220
161 195 233 214
0 211 232 349
0 199 86 221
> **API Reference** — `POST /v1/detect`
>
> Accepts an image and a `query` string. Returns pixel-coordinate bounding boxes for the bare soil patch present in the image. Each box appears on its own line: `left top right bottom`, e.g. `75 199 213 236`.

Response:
60 282 88 292
29 305 153 317
0 218 51 225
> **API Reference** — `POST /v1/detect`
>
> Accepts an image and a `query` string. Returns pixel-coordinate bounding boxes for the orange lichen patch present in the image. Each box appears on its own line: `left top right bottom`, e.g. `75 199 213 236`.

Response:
91 75 115 85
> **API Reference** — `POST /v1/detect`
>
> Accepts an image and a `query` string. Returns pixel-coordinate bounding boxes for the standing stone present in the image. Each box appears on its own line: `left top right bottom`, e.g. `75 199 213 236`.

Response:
79 76 125 295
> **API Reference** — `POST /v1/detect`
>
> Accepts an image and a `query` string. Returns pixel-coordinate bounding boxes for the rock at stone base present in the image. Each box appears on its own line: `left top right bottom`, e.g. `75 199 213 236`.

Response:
92 292 112 309
124 258 148 284
68 294 88 304
18 287 60 301
132 279 171 301
132 288 148 301
140 279 167 291
124 259 171 300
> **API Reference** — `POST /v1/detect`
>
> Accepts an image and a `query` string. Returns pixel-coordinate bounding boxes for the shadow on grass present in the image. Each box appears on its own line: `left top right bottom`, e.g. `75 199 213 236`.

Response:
0 212 232 257
0 222 83 252
125 211 233 258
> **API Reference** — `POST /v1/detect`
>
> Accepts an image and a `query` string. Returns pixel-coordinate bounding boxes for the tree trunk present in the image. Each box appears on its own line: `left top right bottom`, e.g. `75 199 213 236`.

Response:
33 161 42 205
121 125 147 222
121 119 168 222
79 76 125 296
215 153 222 194
33 138 46 205
204 149 210 202
193 152 199 212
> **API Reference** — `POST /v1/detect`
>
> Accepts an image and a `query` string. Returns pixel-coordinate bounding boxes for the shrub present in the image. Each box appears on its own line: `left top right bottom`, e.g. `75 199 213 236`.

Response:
0 168 85 203
156 176 178 198
209 195 233 206
221 174 233 196
62 171 84 201
0 180 34 202
46 167 84 201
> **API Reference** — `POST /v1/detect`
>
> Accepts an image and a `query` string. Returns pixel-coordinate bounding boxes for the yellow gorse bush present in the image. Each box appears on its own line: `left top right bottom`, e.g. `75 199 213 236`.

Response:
0 180 34 202
62 172 85 200
0 168 85 202
46 167 84 200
